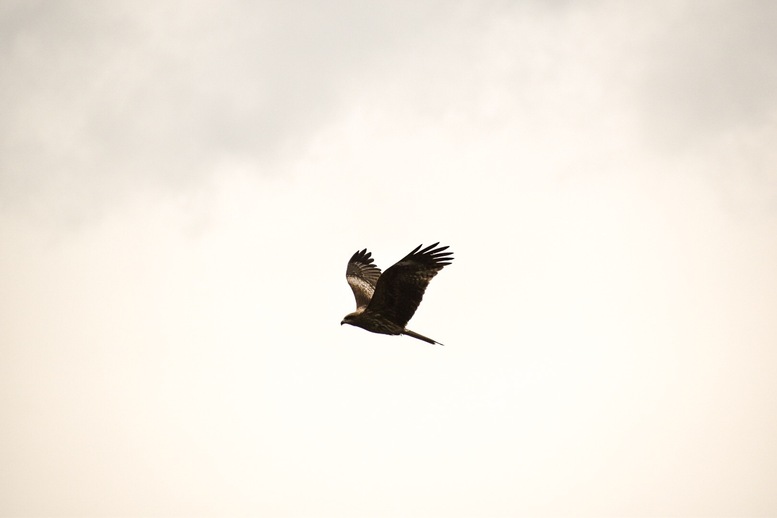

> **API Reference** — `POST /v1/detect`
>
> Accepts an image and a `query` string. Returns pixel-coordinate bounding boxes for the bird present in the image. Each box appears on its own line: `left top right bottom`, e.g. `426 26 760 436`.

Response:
341 242 453 345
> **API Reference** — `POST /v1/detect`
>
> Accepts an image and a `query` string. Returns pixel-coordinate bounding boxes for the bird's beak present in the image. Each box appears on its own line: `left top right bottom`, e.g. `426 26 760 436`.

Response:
340 320 345 325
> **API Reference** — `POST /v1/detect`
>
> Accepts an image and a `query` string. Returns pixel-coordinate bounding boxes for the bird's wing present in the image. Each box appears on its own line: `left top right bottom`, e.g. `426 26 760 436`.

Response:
367 243 453 327
346 249 382 309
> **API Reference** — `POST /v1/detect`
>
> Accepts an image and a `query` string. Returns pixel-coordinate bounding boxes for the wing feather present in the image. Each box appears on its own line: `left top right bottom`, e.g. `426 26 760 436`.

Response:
345 248 382 309
366 243 453 327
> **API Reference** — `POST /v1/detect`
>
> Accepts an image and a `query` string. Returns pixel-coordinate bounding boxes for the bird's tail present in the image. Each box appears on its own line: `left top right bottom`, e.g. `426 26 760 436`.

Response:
403 328 444 346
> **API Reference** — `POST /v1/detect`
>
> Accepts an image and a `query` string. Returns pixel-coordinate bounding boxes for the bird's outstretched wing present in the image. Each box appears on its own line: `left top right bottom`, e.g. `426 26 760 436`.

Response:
367 243 453 327
346 249 382 309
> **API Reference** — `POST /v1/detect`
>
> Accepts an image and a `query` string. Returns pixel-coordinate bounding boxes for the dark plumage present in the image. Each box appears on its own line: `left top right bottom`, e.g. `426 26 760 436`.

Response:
341 243 453 345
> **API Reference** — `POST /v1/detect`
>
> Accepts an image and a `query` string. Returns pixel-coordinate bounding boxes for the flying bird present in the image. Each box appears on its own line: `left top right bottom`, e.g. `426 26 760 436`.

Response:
341 243 453 345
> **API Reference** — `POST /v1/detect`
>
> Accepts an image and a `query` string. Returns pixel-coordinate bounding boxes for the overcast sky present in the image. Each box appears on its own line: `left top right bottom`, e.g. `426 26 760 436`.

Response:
2 1 777 516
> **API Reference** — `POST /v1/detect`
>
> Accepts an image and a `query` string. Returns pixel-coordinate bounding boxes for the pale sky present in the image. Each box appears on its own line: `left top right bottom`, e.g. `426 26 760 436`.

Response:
2 1 777 516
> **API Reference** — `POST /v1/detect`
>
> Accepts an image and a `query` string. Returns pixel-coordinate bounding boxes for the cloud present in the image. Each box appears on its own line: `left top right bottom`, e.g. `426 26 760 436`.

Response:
0 1 443 221
638 1 777 149
3 0 776 226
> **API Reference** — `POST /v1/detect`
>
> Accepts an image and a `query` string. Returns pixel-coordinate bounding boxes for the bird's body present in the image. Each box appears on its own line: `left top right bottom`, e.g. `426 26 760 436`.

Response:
341 243 453 345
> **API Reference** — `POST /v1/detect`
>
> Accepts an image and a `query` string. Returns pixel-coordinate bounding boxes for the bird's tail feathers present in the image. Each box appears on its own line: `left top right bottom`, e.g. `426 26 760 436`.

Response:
404 328 444 346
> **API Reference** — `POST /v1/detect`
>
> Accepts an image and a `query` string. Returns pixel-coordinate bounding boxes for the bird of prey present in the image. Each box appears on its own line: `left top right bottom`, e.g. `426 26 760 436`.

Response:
341 243 453 345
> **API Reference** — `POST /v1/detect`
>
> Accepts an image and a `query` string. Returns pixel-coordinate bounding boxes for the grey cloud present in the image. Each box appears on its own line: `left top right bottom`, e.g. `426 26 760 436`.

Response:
6 0 775 226
640 1 777 150
0 1 443 220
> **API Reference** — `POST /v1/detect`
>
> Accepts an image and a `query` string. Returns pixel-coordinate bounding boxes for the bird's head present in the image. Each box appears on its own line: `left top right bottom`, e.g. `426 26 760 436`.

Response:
341 311 359 326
